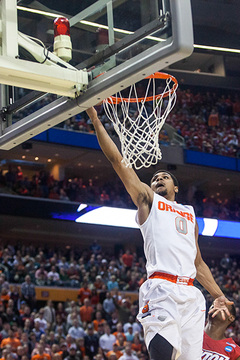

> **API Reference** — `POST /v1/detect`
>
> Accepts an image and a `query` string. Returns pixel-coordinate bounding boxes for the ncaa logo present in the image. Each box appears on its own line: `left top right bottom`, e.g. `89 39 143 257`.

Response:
225 346 232 352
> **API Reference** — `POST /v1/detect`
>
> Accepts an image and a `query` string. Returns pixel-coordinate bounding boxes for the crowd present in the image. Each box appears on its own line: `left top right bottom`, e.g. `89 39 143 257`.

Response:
12 86 240 159
167 89 240 158
0 165 239 221
0 243 147 360
59 87 240 158
0 243 240 360
3 85 240 222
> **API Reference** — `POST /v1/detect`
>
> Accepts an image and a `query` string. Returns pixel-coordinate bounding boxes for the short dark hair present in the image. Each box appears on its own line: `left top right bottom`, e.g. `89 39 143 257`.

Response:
230 304 236 318
151 170 179 188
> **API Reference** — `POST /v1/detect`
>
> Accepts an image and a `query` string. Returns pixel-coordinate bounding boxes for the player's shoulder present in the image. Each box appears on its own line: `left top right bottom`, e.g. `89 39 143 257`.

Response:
224 338 240 357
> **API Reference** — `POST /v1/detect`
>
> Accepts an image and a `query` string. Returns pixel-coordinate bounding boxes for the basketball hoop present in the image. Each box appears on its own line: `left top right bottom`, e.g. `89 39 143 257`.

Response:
103 72 178 170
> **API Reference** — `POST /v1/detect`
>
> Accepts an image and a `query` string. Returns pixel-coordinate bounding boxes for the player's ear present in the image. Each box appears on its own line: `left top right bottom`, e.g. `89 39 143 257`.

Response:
175 186 178 193
229 314 235 323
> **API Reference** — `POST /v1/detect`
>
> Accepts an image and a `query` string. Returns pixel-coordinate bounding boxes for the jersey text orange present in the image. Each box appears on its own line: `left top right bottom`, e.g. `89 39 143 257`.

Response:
158 201 194 223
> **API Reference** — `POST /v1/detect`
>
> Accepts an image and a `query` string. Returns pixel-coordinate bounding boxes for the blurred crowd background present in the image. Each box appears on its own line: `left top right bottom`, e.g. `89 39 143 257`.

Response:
0 243 240 360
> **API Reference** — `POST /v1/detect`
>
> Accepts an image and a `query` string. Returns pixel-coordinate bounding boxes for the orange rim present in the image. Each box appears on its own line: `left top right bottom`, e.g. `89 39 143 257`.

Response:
104 72 178 104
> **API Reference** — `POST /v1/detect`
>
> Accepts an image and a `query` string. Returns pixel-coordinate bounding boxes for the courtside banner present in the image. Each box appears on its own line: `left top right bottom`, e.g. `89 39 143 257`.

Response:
71 205 239 239
0 194 239 239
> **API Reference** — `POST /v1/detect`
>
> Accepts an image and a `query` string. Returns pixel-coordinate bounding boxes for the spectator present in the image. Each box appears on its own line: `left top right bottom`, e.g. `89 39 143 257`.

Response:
16 345 25 360
220 253 232 273
35 265 48 285
107 276 119 292
20 276 36 310
108 312 119 333
103 293 116 319
34 309 48 332
106 343 123 359
93 276 104 291
55 303 67 322
92 312 106 332
32 321 45 342
131 334 142 355
63 344 81 360
118 343 138 360
59 189 70 201
99 324 116 353
76 337 86 358
31 343 51 360
78 282 92 304
66 311 82 330
114 334 126 352
1 323 11 340
113 300 131 325
123 317 141 335
208 108 220 127
84 324 99 360
29 332 37 353
23 319 32 335
90 290 100 307
121 251 133 271
90 241 102 255
50 343 60 357
47 267 60 286
0 288 10 309
43 301 56 328
96 323 105 339
113 324 126 342
0 329 21 350
20 305 34 328
66 301 79 315
68 319 85 340
59 343 68 359
54 325 66 342
67 265 80 288
10 285 20 310
124 327 134 343
0 275 10 294
79 299 94 325
5 306 19 326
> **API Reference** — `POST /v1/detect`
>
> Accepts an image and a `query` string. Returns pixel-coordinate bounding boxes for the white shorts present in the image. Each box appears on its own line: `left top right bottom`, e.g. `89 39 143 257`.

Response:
137 278 206 360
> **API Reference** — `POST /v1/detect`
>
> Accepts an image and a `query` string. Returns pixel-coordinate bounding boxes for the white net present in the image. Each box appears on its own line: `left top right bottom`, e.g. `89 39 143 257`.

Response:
103 73 178 170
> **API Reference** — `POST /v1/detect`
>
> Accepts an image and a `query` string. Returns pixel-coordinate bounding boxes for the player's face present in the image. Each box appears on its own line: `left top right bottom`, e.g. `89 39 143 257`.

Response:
150 172 178 200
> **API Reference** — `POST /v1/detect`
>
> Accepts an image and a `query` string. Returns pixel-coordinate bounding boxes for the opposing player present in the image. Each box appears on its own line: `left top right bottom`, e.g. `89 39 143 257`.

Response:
86 106 233 360
202 303 240 359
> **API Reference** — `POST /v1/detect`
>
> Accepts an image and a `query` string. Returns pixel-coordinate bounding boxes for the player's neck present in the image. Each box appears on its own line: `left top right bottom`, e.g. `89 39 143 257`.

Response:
162 194 176 202
205 322 226 340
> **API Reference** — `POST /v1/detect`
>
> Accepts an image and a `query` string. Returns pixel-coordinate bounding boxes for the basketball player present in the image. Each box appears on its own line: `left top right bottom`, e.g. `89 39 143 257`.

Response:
202 303 240 359
86 106 233 360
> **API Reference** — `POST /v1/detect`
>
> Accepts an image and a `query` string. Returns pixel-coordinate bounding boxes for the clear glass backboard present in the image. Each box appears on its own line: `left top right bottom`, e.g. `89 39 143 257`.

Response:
0 0 193 149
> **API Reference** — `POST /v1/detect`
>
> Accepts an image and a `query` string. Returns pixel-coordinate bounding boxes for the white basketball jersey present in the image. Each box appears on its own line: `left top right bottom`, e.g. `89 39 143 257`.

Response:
136 192 197 278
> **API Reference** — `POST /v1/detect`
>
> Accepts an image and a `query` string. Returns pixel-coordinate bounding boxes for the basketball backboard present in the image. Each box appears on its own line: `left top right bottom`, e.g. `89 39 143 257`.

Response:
0 0 193 150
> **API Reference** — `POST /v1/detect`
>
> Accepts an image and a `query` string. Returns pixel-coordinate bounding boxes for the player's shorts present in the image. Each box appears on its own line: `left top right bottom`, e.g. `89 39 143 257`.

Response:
137 278 206 360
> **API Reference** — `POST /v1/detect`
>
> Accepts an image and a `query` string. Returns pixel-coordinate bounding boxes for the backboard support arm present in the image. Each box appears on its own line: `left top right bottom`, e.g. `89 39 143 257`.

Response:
0 0 194 150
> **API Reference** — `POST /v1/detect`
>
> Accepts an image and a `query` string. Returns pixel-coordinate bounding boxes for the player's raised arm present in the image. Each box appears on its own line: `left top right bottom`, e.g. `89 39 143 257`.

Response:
86 107 153 209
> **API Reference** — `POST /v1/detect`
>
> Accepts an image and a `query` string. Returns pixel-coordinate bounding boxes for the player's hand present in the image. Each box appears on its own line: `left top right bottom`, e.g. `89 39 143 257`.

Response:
86 107 98 121
208 295 234 320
